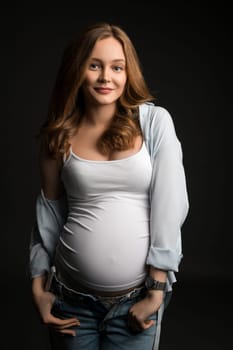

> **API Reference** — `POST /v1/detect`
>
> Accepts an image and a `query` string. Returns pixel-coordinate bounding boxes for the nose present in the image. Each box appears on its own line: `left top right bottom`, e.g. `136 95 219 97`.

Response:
98 77 110 84
98 67 110 83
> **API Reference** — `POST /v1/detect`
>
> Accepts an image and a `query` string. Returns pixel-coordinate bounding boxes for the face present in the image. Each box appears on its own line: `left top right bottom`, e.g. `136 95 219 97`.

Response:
82 37 127 107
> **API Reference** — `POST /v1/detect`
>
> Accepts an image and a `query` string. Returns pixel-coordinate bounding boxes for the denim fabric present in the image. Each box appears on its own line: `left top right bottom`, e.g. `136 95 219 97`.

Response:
49 277 172 350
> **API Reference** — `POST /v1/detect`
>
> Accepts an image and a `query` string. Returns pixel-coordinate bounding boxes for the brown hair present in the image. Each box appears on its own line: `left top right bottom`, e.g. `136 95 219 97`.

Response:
39 22 154 158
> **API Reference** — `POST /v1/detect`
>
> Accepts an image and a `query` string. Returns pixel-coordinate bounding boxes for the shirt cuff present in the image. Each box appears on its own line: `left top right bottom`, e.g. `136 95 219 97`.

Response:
29 243 50 278
146 246 183 272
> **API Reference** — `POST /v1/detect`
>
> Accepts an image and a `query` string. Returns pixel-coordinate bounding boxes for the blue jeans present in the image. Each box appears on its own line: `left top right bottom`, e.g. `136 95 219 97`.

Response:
49 277 172 350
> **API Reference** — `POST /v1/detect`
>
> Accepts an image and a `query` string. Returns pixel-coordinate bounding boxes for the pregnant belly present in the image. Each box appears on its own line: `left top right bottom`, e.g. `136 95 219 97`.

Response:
55 200 150 291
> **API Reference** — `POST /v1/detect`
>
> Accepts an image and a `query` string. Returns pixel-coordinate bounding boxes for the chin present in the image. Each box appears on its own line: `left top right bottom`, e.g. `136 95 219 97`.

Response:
93 96 118 106
84 90 120 106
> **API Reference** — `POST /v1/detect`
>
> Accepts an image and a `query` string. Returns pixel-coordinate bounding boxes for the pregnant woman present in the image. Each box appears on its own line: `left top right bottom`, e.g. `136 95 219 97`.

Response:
29 22 189 350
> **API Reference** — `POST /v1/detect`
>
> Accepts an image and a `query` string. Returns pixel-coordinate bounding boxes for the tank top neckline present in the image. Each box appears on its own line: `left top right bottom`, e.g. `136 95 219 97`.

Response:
64 141 146 165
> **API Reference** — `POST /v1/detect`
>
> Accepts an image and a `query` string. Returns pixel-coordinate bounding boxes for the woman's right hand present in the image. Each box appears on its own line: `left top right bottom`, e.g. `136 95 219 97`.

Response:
32 275 80 336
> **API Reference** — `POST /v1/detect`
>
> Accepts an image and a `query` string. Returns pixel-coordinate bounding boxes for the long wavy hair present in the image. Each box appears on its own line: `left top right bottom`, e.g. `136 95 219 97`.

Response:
39 22 155 158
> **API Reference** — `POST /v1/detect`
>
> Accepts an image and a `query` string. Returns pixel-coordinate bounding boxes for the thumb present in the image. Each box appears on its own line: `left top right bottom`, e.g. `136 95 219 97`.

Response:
143 319 155 329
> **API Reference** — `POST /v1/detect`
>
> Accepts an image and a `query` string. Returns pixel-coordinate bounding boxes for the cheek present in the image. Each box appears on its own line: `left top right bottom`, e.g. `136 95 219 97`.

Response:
83 72 97 86
116 75 127 90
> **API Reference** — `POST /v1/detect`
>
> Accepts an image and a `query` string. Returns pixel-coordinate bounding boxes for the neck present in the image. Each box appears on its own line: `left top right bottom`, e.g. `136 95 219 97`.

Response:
83 103 116 127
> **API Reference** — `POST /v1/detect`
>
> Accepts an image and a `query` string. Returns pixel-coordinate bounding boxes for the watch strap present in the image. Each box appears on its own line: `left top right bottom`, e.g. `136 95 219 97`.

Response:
145 276 167 291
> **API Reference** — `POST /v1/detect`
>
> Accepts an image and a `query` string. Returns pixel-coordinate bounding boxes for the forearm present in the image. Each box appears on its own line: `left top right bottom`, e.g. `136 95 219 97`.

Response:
31 274 47 297
149 266 167 282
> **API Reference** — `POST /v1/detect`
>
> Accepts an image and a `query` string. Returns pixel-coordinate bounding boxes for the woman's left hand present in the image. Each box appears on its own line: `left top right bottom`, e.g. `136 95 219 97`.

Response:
127 290 164 333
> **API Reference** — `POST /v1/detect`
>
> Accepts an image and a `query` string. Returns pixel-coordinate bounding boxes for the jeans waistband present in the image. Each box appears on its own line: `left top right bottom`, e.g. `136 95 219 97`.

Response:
50 272 145 306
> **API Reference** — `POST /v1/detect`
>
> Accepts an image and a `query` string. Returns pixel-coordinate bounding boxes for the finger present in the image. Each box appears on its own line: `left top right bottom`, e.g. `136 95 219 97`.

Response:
127 317 143 333
142 319 155 330
45 315 80 327
58 328 76 337
53 320 80 330
128 323 142 333
50 314 80 325
127 315 156 332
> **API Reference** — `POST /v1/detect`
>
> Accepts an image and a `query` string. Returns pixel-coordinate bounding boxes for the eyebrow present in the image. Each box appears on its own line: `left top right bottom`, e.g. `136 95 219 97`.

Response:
90 58 126 63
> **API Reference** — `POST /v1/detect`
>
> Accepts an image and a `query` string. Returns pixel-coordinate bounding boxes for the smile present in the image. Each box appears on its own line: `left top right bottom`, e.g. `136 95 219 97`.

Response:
94 88 113 94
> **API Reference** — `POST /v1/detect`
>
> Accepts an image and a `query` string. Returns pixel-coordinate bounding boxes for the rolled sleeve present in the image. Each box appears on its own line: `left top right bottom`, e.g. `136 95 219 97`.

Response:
29 242 50 278
146 247 183 272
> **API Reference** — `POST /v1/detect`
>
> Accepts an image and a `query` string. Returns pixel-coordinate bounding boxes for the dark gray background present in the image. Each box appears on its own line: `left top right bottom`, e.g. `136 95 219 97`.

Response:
4 1 232 349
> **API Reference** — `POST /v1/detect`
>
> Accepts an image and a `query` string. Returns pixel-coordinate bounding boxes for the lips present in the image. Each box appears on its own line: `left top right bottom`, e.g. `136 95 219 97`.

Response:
94 87 113 94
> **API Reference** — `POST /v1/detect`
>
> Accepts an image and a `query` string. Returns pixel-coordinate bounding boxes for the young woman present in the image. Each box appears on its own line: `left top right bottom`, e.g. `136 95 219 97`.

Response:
29 22 189 350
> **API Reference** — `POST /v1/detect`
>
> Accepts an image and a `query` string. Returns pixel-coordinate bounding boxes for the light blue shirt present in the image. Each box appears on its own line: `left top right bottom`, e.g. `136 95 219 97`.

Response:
29 102 189 291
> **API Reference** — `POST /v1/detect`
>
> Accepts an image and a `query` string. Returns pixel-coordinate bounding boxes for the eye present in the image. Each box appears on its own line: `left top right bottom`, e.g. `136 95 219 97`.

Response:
89 63 101 71
112 66 124 72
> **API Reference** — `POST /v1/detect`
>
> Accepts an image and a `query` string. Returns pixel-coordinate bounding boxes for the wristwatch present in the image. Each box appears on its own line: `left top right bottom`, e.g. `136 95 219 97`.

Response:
145 276 167 291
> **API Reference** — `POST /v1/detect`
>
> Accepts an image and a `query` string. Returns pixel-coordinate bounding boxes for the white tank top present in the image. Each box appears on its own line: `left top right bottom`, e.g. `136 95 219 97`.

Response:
54 141 152 292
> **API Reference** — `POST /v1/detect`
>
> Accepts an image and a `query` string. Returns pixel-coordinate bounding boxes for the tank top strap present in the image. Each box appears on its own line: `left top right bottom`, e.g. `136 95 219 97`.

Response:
63 144 72 164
